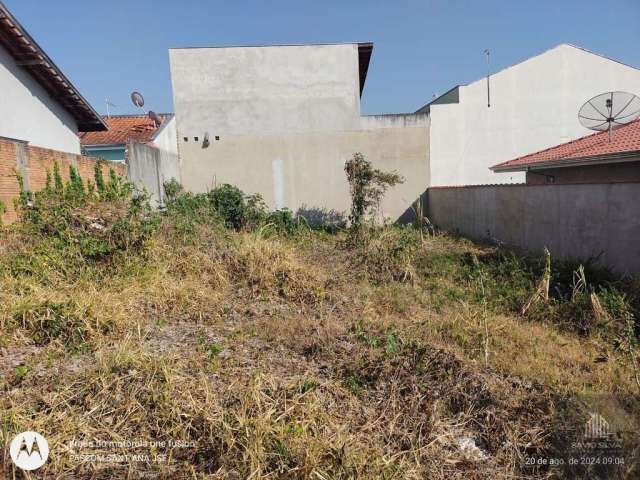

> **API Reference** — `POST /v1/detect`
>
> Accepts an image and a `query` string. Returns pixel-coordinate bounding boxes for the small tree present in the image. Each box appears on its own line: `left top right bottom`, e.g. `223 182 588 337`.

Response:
53 161 64 193
94 161 106 196
344 152 403 228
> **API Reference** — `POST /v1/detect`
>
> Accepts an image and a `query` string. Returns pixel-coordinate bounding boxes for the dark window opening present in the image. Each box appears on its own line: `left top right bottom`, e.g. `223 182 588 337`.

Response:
183 137 188 142
215 136 220 141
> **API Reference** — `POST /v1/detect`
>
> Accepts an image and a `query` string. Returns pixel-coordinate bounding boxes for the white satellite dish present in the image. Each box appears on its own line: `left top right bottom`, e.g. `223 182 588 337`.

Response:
578 91 640 140
131 91 145 109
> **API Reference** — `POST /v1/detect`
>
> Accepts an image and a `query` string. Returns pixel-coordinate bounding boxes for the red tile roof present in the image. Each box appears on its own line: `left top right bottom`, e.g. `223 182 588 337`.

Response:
492 119 640 171
79 114 171 146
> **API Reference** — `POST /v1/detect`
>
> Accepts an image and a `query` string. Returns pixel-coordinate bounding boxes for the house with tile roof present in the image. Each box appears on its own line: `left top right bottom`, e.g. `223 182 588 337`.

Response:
79 114 177 162
0 1 105 153
491 119 640 184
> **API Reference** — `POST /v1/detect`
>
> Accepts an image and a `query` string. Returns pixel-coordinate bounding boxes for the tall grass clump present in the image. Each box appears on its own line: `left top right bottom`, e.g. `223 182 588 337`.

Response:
9 162 158 275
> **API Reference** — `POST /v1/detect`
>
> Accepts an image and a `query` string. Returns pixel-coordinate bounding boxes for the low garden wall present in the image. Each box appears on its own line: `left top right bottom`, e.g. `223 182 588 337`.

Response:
0 138 126 223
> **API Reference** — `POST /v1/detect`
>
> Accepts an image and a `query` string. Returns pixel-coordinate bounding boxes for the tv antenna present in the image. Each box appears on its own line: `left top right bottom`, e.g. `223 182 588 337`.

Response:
484 49 491 108
105 98 117 118
578 91 640 140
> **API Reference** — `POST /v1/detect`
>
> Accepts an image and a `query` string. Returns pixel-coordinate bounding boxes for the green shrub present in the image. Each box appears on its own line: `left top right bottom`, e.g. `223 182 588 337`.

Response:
244 193 268 230
344 152 403 229
264 209 300 235
209 184 246 230
163 178 183 202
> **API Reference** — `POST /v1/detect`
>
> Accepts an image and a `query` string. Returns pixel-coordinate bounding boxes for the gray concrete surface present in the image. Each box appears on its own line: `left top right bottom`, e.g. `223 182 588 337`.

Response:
427 183 640 275
169 44 362 137
127 141 180 207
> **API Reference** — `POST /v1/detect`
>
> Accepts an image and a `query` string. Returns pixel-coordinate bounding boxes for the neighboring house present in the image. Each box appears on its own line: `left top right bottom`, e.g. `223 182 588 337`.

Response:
169 43 429 221
0 2 105 153
418 44 640 186
491 119 640 184
79 114 177 162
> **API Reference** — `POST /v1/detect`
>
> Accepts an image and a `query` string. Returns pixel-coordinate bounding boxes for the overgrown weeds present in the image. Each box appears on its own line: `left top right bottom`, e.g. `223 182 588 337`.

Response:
1 167 639 478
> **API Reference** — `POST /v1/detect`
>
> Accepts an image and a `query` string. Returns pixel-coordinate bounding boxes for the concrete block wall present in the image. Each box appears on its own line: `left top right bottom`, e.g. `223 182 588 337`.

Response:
0 138 126 223
127 141 180 208
427 183 640 275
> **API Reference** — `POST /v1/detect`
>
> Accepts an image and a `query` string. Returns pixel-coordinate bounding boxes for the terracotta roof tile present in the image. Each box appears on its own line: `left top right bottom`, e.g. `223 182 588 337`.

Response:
79 114 172 146
492 119 640 171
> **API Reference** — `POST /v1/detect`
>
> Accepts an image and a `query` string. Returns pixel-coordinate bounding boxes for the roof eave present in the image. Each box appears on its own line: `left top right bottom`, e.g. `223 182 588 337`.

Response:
491 151 640 172
357 42 373 97
0 2 106 132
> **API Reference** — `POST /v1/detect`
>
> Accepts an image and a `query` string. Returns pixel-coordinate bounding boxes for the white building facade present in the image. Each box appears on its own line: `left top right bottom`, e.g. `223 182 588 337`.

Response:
170 43 429 221
422 44 640 186
0 3 105 153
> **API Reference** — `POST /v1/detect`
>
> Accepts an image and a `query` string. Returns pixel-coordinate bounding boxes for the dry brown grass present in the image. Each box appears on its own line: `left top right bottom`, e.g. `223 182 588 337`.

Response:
1 221 638 478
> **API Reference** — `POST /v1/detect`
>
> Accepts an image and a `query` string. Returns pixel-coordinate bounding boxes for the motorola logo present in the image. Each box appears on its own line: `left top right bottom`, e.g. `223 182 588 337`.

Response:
9 431 49 471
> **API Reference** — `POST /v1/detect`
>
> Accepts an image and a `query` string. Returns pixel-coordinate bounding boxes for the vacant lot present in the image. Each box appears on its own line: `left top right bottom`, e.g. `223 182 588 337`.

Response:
1 172 639 479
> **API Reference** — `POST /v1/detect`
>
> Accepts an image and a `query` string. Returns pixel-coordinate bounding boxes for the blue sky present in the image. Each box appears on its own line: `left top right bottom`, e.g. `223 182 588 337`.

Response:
5 0 640 116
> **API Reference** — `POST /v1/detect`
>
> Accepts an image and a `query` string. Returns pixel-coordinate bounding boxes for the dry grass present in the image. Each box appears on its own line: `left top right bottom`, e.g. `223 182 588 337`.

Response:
1 219 638 479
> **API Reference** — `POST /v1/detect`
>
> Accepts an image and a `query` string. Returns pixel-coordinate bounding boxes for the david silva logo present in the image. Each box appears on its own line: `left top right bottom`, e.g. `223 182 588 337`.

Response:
9 431 49 471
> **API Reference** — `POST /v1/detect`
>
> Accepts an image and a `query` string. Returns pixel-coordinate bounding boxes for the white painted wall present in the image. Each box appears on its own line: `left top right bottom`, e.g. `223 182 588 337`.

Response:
152 116 178 155
169 44 430 221
0 43 81 153
429 44 640 186
169 44 362 137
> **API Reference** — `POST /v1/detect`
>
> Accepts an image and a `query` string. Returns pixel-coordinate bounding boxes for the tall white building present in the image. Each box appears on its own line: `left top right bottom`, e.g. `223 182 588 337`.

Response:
419 44 640 186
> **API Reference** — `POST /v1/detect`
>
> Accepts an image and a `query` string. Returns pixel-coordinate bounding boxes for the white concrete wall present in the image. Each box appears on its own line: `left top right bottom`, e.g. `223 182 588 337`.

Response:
178 126 428 221
169 44 429 221
127 141 180 208
152 116 178 156
0 43 80 153
169 44 362 137
429 44 640 186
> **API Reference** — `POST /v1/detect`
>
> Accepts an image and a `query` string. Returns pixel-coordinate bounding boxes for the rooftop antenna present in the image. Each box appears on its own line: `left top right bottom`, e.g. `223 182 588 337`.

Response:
483 49 490 108
578 91 640 141
105 98 117 118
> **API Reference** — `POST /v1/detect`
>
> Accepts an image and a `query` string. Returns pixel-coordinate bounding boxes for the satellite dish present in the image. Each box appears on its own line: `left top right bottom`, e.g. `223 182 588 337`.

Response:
578 91 640 139
131 91 145 108
148 110 162 127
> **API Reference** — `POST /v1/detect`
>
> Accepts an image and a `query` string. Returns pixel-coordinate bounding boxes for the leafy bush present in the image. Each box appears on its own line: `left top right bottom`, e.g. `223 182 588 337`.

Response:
164 181 307 237
245 193 268 230
163 189 223 244
209 184 247 230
